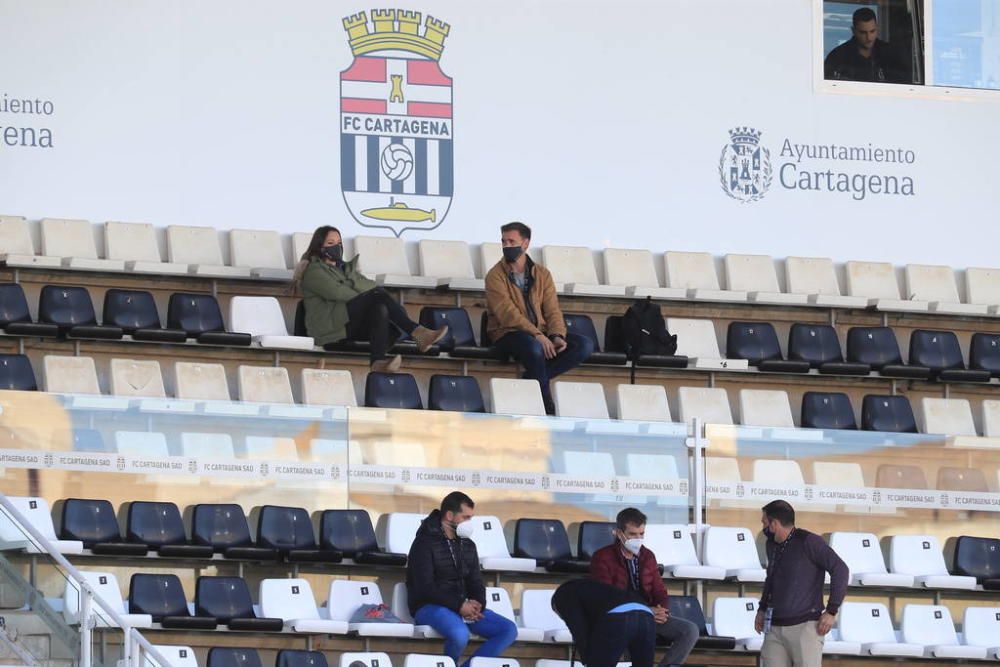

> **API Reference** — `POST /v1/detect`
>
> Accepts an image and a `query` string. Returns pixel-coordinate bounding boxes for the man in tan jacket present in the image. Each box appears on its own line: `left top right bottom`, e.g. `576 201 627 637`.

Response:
485 222 594 414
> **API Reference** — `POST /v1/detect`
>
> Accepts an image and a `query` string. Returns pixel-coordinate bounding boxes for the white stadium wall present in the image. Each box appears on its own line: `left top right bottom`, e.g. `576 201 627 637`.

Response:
0 0 998 266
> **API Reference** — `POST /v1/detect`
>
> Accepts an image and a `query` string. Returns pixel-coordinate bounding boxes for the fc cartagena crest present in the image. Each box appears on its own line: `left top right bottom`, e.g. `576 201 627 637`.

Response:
719 127 772 203
341 10 453 236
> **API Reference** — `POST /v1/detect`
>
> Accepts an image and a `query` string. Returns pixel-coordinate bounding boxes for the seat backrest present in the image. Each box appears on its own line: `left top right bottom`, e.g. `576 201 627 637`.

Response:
229 229 287 270
207 648 263 667
726 322 783 364
40 218 99 259
64 571 128 624
711 597 759 639
418 239 474 279
829 532 889 575
703 526 761 570
175 362 231 401
418 307 476 349
489 378 545 416
403 656 455 667
861 394 917 433
291 233 313 264
195 576 255 621
326 580 385 622
43 355 100 394
615 384 671 421
191 504 253 550
643 524 699 567
1 496 59 543
950 535 999 579
603 248 659 288
129 573 190 619
127 501 187 547
738 389 794 428
39 285 99 327
846 327 905 368
355 236 411 276
0 215 35 255
845 260 902 299
115 431 169 457
338 653 391 667
389 582 414 622
509 518 571 562
320 509 379 554
257 505 317 550
364 372 422 409
904 264 961 302
677 387 733 425
667 596 709 635
937 467 988 492
983 399 1000 436
478 243 501 277
900 604 958 646
751 460 804 485
468 515 512 559
724 254 781 292
302 369 357 407
706 457 741 482
625 454 679 482
667 318 721 359
919 397 976 436
787 323 845 366
520 589 565 630
103 289 162 331
837 601 898 643
180 432 236 459
785 256 843 296
167 293 227 335
552 381 608 419
970 333 1000 375
876 464 928 489
147 645 198 667
0 353 37 391
166 225 226 265
909 330 966 372
483 587 517 624
229 296 290 337
110 359 166 398
259 578 320 620
237 365 294 404
105 222 161 262
562 314 601 352
60 498 122 545
801 392 856 430
962 606 1000 648
966 267 1000 305
889 535 948 576
384 512 424 554
541 245 600 284
664 251 720 290
563 451 614 482
0 283 33 327
576 521 615 560
428 374 485 413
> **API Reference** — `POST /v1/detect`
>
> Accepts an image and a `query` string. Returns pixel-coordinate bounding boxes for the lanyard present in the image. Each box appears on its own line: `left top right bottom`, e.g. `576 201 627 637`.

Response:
765 529 795 605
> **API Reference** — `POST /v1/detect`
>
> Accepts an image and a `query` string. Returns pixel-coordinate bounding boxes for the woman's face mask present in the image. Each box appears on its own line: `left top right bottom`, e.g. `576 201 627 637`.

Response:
321 243 344 262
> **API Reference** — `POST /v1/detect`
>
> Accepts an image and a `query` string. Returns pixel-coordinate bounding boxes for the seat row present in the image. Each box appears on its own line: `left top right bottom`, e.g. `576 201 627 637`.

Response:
144 650 618 667
5 215 1000 317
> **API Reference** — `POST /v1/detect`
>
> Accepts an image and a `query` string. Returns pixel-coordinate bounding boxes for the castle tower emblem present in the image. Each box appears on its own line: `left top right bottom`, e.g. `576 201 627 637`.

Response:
719 127 772 203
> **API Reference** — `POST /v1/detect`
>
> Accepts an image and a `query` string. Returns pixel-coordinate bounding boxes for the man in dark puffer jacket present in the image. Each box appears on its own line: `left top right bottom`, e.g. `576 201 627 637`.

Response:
406 492 517 667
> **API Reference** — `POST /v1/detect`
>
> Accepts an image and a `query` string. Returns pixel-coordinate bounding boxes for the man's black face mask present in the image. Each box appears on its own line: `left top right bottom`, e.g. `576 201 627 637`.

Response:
502 245 523 263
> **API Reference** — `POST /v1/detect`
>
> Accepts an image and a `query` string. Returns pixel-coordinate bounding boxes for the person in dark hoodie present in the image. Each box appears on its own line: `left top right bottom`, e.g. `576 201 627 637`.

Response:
406 492 517 667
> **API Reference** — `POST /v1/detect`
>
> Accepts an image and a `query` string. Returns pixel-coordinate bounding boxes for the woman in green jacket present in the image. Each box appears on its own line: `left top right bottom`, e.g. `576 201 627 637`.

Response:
293 226 447 372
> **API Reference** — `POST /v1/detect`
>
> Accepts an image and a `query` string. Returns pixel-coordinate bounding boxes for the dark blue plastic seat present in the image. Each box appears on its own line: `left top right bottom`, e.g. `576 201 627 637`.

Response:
167 293 251 346
126 501 213 558
950 536 1000 589
0 283 58 337
275 651 329 667
800 392 856 430
38 285 123 339
970 332 1000 377
666 596 737 650
195 577 283 631
861 394 917 433
319 509 406 566
909 329 990 383
257 505 342 563
0 354 37 390
207 648 264 667
364 372 422 409
726 322 809 373
513 518 588 573
603 316 687 368
576 520 616 561
846 327 930 379
787 323 869 375
419 307 495 359
128 573 217 629
103 289 187 342
59 498 147 555
564 314 626 365
427 374 484 412
191 504 278 561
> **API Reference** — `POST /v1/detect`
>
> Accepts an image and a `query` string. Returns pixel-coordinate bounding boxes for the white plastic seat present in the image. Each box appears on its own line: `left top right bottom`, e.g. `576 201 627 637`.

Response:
614 384 671 421
490 378 545 416
738 389 794 428
180 432 236 459
966 267 1000 313
724 254 806 305
811 462 884 515
105 221 187 275
665 251 746 302
751 459 804 486
389 582 442 638
355 235 436 288
643 524 725 580
418 239 482 290
166 225 250 277
821 628 862 656
244 436 298 460
983 400 1000 438
338 653 392 667
41 217 125 271
302 369 357 407
228 229 291 280
174 362 231 401
404 656 455 667
677 387 733 425
703 526 765 581
604 248 683 299
0 215 61 268
919 397 977 436
563 451 616 503
0 496 83 554
552 381 608 419
237 365 294 404
542 245 624 296
905 264 987 315
845 260 928 312
43 355 100 395
469 659 519 667
383 513 424 555
888 535 977 589
625 454 684 506
901 604 987 659
711 598 763 650
478 242 502 276
784 256 867 308
110 359 166 398
519 589 571 643
668 318 747 370
115 431 169 457
837 602 924 657
258 578 348 634
828 532 914 587
327 580 414 637
145 645 199 667
483 587 543 642
469 516 535 572
962 607 1000 659
229 296 314 350
64 571 152 627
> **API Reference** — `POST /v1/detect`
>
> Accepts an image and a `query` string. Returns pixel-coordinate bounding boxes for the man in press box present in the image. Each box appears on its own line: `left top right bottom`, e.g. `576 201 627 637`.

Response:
406 491 517 667
755 500 849 667
824 7 911 84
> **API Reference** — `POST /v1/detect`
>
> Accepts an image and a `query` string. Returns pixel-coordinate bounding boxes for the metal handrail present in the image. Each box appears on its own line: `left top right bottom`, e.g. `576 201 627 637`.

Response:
0 492 172 667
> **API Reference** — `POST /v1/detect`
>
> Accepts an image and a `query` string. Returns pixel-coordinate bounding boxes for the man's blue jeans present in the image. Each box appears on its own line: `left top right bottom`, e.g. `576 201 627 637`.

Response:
492 331 594 406
413 605 518 667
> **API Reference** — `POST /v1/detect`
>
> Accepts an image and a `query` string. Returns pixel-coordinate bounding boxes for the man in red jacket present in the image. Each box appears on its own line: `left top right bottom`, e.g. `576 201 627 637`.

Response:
590 508 700 667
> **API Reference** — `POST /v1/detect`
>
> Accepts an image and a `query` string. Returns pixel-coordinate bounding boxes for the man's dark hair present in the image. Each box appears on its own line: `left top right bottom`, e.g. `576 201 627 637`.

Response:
762 499 796 527
615 507 647 531
853 7 877 26
440 491 474 515
500 221 531 240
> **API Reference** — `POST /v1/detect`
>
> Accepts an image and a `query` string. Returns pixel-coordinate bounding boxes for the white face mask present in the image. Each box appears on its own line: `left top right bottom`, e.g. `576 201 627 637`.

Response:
623 538 643 555
455 520 475 539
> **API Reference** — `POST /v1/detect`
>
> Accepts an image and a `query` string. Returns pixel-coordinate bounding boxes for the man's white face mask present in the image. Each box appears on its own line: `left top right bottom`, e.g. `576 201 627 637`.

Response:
455 520 475 539
622 537 643 555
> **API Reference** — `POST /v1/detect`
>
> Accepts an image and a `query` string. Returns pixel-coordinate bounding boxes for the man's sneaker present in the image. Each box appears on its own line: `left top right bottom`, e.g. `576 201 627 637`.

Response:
371 354 402 374
412 325 449 353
